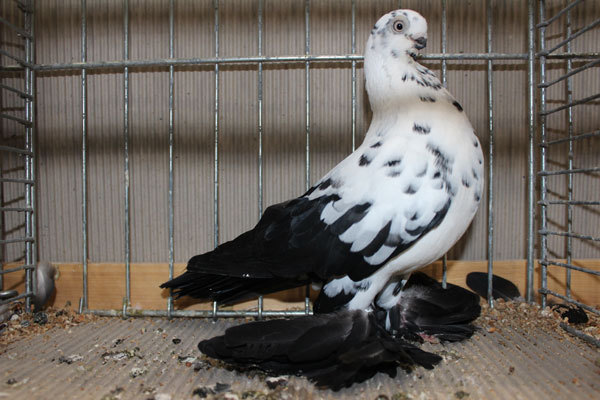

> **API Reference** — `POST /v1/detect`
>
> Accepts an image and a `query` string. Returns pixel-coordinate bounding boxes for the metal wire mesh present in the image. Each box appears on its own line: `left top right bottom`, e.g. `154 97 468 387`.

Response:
0 0 35 312
537 0 600 344
0 0 598 324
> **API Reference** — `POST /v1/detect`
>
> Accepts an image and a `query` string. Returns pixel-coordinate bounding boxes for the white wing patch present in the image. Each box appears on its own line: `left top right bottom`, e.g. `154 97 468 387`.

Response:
364 244 396 265
309 132 454 268
323 275 356 297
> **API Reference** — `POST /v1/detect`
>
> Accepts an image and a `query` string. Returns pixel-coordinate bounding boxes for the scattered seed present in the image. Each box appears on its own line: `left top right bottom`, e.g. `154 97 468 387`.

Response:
192 386 214 398
33 312 48 325
58 354 83 364
265 376 288 390
214 382 231 393
130 367 148 378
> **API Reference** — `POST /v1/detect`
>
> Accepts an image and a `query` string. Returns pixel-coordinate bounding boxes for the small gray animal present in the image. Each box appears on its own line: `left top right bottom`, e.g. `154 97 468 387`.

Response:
33 261 58 311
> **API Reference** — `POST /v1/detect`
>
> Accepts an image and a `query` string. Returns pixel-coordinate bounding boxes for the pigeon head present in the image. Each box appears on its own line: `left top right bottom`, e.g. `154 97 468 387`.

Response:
367 9 428 58
364 10 431 109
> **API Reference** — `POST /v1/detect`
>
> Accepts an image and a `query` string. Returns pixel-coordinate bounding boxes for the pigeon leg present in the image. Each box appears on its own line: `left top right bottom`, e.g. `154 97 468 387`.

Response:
393 273 412 301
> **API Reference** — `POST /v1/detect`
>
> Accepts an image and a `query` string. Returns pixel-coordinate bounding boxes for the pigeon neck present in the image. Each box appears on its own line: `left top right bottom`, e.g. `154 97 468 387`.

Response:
365 52 443 112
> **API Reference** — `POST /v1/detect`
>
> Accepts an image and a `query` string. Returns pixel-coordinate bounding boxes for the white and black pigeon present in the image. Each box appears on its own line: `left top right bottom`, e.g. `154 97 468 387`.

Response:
162 9 483 315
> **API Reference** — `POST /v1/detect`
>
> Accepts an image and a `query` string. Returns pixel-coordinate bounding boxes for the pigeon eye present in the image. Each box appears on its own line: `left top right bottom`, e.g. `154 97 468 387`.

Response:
391 17 410 33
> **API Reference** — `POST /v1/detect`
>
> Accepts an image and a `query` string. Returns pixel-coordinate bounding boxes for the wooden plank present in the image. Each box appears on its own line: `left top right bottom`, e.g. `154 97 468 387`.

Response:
2 260 599 311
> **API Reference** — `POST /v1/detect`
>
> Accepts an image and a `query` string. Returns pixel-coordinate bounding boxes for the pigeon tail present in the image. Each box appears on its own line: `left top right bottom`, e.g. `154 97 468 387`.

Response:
198 310 441 390
160 270 307 305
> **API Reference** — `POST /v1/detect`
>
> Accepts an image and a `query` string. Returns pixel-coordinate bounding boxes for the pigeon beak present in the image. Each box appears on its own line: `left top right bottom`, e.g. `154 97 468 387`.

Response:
414 37 427 50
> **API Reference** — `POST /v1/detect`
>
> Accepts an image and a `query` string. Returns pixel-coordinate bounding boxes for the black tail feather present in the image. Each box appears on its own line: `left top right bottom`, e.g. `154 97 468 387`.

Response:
386 272 481 342
198 310 441 390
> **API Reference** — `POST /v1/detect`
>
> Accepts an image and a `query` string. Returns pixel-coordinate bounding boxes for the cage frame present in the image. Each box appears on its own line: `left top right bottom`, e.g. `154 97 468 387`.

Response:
0 0 598 345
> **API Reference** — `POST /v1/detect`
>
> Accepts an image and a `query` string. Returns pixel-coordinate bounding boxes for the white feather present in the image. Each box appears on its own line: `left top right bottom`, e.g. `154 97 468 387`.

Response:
311 9 483 311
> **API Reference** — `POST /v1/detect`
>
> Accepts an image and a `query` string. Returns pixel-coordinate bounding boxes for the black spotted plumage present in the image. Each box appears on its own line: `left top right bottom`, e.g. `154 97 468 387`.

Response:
413 123 431 134
359 154 372 166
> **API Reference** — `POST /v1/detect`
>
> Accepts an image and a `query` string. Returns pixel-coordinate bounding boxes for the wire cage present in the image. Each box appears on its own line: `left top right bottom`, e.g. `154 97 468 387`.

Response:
1 0 599 342
1 1 599 398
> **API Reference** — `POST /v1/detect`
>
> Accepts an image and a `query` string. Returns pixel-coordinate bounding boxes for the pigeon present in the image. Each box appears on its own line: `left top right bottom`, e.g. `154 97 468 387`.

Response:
161 9 483 314
33 261 58 311
198 272 480 390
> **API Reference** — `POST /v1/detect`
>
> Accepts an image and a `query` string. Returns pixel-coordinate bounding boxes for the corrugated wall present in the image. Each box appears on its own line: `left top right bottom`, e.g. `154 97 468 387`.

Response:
4 0 599 264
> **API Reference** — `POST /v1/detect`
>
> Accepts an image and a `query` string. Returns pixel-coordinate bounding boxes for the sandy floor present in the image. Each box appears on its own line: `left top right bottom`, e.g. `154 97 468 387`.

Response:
0 301 598 399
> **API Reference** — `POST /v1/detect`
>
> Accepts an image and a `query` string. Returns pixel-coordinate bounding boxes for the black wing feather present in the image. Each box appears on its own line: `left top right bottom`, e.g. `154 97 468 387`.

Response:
162 188 451 305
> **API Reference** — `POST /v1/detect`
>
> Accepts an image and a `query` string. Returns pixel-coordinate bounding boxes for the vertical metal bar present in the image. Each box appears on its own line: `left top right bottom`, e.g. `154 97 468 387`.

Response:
257 295 263 320
212 0 220 318
486 0 494 308
304 0 310 191
81 0 89 311
305 285 310 315
24 0 35 312
350 0 356 151
213 0 220 249
123 0 131 314
526 0 535 303
440 0 448 288
539 0 548 309
167 0 175 318
303 0 311 314
441 0 448 87
565 9 573 298
257 0 264 318
257 0 264 218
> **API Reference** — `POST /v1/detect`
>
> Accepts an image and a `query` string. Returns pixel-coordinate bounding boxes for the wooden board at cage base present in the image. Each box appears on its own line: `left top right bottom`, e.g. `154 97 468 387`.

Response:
1 260 599 312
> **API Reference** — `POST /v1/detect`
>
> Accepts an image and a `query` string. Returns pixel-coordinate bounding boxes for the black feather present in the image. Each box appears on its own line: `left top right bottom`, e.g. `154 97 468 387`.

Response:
552 304 588 324
386 272 481 342
313 288 357 314
198 310 441 391
162 185 451 309
466 272 521 301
